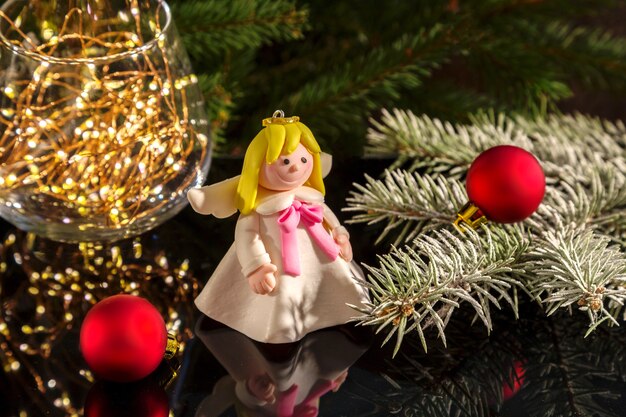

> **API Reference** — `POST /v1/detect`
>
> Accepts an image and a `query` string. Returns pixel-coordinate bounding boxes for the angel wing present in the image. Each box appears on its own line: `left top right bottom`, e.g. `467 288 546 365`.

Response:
187 176 240 219
320 152 332 178
187 152 332 218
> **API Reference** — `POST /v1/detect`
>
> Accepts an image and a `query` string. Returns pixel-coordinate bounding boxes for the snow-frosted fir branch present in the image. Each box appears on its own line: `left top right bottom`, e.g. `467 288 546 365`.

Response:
522 225 626 334
350 109 626 352
366 109 626 179
529 166 626 243
344 170 466 245
516 112 626 156
366 109 532 176
345 163 626 248
360 109 626 244
351 226 528 356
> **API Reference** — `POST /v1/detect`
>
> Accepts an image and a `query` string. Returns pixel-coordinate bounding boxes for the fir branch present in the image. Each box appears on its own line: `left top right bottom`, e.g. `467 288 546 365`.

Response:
353 227 528 356
170 0 626 156
345 170 466 245
520 318 625 417
521 226 626 333
351 110 626 351
516 113 626 163
284 28 452 149
196 73 235 146
366 109 626 178
521 21 626 91
530 165 626 242
346 161 625 248
355 313 626 417
170 0 307 61
384 316 523 417
365 109 534 174
463 34 574 114
399 80 499 121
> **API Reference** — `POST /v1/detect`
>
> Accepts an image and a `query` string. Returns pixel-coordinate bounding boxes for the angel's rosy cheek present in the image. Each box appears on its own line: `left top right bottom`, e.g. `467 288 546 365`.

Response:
271 165 283 176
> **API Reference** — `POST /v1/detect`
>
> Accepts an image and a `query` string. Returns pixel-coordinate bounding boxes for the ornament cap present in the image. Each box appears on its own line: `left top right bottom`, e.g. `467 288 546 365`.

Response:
453 201 488 231
165 334 179 360
262 109 300 126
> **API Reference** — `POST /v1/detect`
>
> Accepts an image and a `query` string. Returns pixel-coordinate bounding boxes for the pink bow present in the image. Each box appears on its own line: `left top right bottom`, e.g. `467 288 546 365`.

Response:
278 200 339 276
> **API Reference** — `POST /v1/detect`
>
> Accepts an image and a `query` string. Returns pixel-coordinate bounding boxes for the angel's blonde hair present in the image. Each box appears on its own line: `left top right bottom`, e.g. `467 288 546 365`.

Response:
237 121 324 215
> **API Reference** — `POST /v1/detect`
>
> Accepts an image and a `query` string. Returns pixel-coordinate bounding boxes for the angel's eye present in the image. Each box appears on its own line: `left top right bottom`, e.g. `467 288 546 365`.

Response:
301 157 307 163
283 159 290 165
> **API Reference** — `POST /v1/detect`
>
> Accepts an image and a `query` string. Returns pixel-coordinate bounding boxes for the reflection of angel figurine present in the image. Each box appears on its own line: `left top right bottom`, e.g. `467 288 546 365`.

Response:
193 319 369 417
188 111 369 343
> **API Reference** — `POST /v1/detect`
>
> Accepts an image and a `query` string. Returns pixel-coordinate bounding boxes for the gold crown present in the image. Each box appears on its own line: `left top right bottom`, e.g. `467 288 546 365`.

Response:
262 109 300 126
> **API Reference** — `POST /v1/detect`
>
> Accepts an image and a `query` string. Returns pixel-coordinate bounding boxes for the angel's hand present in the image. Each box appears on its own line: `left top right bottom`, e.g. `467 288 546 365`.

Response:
332 370 349 392
247 373 276 404
247 263 277 295
334 232 353 262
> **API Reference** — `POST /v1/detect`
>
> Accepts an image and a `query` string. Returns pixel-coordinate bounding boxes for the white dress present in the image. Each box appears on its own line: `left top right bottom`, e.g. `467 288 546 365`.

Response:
194 186 370 343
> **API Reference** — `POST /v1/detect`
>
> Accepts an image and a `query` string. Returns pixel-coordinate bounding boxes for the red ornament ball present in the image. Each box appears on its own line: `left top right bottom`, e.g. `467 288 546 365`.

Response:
466 145 545 223
80 295 168 382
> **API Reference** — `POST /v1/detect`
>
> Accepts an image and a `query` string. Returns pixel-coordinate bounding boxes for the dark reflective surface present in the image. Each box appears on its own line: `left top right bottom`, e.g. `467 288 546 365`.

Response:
0 158 625 417
182 318 371 417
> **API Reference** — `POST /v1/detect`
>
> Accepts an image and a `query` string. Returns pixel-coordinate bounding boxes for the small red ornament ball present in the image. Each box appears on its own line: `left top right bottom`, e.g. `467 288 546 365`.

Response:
466 145 545 223
80 295 168 383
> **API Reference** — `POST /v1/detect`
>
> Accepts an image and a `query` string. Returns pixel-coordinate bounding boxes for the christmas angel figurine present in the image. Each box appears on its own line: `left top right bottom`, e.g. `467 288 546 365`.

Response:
187 111 370 343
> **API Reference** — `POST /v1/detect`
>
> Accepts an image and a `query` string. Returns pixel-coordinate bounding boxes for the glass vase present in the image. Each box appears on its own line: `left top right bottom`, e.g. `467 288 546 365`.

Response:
0 0 211 242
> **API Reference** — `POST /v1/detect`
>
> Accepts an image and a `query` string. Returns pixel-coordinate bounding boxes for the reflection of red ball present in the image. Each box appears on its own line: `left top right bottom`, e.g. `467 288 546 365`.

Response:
466 145 545 223
84 380 169 417
502 361 525 401
80 295 167 382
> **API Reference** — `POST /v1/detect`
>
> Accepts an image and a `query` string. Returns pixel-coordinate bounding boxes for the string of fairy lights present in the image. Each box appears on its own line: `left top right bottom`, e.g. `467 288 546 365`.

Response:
0 0 208 229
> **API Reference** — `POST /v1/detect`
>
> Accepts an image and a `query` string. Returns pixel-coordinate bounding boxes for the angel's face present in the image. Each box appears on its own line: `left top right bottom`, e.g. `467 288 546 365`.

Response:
259 143 313 191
